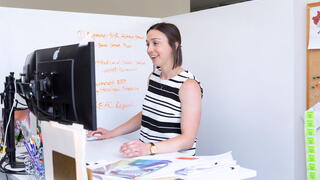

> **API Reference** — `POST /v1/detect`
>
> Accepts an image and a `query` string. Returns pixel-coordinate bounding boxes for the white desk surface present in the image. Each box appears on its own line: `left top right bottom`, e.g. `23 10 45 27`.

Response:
6 136 256 180
86 137 256 180
85 136 129 163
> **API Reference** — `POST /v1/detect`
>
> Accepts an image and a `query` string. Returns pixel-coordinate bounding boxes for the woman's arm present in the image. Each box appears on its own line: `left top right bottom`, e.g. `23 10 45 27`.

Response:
88 111 142 140
120 79 202 157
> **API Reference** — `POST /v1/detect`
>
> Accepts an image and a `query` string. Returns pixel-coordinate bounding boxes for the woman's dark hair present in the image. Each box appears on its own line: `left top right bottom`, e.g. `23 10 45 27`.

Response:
147 22 182 69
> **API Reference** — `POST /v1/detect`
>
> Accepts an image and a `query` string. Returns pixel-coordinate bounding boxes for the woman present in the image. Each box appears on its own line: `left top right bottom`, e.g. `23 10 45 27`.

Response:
88 22 202 157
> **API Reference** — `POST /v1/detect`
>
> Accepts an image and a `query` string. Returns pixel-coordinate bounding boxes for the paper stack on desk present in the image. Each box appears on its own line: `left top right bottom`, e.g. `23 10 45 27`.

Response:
89 159 171 179
87 151 246 180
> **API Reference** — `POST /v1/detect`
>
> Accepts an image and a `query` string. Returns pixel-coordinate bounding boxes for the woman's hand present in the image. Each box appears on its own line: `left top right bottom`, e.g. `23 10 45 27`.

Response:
87 128 114 140
120 140 150 158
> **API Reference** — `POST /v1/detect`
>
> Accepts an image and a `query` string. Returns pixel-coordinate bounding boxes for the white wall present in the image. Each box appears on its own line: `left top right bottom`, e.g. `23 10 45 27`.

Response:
164 0 305 179
294 0 307 179
0 0 190 18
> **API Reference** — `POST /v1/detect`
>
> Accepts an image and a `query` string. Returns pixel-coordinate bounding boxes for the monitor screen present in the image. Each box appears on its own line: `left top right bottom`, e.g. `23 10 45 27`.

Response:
19 42 97 130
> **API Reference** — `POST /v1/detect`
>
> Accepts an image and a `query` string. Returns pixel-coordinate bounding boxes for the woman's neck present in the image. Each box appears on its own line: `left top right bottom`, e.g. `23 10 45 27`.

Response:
160 66 184 80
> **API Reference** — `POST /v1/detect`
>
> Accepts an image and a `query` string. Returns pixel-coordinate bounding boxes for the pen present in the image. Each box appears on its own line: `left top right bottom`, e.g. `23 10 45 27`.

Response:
35 136 41 148
39 134 43 147
23 141 33 158
176 157 198 160
30 143 36 156
31 138 37 148
24 141 42 172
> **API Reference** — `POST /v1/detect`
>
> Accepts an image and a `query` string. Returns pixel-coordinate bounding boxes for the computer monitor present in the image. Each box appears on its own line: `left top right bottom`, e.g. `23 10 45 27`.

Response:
18 42 97 130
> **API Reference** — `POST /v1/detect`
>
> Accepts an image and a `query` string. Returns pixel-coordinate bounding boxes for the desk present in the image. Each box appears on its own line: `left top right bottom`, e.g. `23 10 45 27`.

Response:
5 137 256 179
86 137 257 180
86 136 128 163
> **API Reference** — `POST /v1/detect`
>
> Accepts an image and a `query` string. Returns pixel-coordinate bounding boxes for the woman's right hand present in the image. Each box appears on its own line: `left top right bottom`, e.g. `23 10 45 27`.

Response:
87 128 114 140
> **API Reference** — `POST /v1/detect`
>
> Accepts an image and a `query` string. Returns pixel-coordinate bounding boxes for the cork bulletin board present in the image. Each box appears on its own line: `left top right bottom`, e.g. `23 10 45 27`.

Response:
307 2 320 109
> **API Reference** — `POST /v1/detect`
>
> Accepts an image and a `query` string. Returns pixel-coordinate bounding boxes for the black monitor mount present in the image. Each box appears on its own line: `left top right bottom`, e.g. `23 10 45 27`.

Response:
1 72 25 168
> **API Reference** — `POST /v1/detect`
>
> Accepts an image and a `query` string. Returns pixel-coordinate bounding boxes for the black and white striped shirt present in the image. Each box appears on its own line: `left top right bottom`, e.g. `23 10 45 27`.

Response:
139 68 202 156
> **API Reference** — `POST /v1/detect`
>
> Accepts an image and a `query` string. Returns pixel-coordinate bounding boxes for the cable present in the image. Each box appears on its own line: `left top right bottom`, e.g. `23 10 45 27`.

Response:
29 97 62 118
0 154 27 175
15 107 28 111
3 79 18 151
3 101 17 150
15 78 62 118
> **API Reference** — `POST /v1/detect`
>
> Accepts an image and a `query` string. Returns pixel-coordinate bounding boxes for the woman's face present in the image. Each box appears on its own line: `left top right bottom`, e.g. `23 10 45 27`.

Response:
146 29 174 68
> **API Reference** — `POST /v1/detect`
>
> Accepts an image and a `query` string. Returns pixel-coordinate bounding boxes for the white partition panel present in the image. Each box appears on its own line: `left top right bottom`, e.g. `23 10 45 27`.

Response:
164 0 298 179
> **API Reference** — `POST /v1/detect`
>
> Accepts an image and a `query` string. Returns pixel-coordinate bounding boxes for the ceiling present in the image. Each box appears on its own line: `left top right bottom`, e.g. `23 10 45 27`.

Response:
191 0 251 11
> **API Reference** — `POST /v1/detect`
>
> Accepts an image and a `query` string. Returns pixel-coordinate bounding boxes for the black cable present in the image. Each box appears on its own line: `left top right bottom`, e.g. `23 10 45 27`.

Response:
15 80 62 118
0 154 27 175
15 107 29 111
4 163 25 173
0 154 6 173
30 98 62 117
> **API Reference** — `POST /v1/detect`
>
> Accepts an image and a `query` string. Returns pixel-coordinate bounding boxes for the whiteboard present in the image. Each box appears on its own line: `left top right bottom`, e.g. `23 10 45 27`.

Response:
0 7 160 135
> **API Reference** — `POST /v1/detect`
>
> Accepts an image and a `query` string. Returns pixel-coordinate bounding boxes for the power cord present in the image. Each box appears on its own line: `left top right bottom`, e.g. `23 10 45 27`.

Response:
0 154 27 175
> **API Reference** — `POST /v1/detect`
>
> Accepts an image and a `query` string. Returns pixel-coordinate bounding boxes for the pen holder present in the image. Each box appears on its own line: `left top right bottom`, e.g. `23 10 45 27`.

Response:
24 147 45 180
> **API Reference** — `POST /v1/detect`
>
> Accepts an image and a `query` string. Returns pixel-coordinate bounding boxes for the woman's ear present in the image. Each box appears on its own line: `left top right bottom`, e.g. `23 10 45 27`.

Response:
175 42 179 50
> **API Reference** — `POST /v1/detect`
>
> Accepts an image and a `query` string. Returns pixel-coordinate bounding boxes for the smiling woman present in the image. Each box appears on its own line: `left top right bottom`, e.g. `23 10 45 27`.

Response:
88 22 203 157
146 23 182 71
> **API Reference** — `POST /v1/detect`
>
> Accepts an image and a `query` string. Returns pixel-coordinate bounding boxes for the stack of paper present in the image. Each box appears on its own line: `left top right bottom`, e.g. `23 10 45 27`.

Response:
87 151 246 180
89 159 171 179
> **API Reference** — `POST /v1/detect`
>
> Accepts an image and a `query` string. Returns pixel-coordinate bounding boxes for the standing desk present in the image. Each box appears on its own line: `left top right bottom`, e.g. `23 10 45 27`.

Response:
86 137 257 180
5 136 256 179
